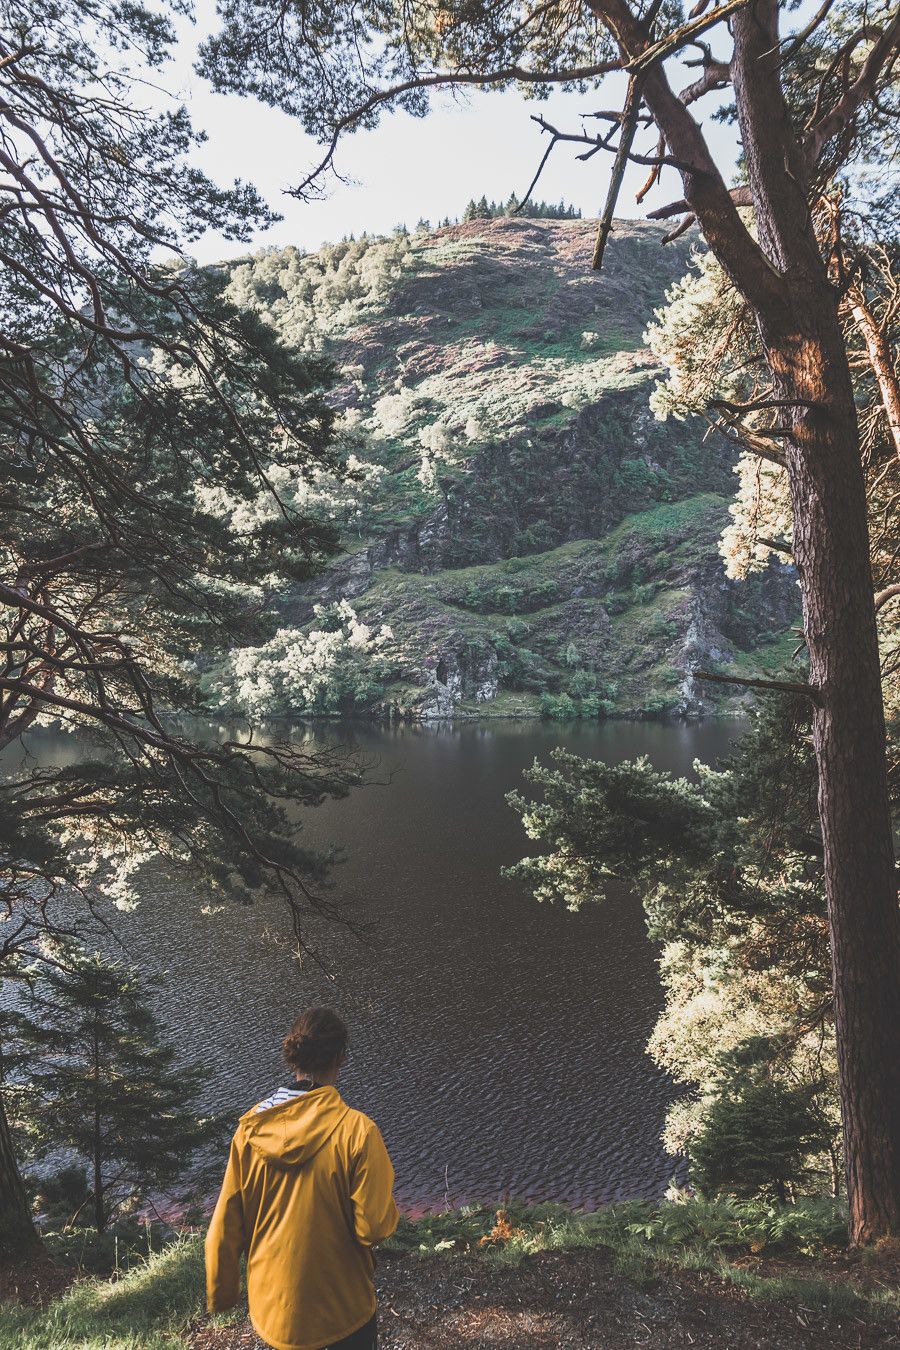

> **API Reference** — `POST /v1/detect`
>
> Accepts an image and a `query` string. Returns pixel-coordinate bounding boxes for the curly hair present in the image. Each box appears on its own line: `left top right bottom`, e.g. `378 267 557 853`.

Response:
283 1007 349 1076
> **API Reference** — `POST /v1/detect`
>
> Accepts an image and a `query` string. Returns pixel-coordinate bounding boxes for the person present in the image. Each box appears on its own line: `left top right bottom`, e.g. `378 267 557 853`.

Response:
205 1007 399 1350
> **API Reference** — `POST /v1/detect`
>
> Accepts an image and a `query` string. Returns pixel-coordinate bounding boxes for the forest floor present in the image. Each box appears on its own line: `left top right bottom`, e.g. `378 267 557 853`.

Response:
3 1203 899 1349
188 1243 900 1350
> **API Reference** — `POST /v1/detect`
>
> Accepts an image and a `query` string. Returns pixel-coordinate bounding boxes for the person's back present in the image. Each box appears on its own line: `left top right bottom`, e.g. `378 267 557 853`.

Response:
206 1008 399 1350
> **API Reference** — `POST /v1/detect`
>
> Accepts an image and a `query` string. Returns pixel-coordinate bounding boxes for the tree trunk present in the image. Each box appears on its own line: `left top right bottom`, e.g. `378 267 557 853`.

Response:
765 279 900 1243
0 1091 40 1262
589 0 900 1242
92 1024 104 1235
93 1152 104 1236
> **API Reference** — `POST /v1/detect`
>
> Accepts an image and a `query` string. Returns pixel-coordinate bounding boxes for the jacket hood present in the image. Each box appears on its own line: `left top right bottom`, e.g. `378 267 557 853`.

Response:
240 1086 350 1167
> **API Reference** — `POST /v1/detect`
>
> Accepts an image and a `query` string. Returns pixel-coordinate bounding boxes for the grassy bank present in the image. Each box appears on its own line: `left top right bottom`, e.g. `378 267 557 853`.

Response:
3 1199 898 1348
0 1235 205 1349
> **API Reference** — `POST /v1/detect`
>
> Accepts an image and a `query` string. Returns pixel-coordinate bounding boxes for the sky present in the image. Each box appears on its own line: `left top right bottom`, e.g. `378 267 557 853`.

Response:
169 0 742 264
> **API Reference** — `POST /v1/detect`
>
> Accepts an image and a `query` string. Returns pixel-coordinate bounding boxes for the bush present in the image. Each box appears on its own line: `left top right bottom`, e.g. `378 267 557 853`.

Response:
568 669 598 698
690 1053 834 1202
614 457 666 497
539 693 577 721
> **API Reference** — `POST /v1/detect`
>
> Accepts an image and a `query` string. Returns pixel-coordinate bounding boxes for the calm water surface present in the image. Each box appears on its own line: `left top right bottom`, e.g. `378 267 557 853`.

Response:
27 719 742 1211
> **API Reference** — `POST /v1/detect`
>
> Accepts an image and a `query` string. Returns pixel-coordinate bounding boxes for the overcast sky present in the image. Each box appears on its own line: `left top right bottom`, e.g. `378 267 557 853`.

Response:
172 0 741 264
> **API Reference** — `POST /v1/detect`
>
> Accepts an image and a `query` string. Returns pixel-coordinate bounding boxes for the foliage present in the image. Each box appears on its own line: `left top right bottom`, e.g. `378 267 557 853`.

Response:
0 0 364 979
4 1197 890 1350
689 1043 836 1202
647 237 900 767
506 695 843 1196
2 945 223 1233
459 577 560 615
0 1233 207 1350
225 234 416 351
538 692 577 720
386 1196 856 1274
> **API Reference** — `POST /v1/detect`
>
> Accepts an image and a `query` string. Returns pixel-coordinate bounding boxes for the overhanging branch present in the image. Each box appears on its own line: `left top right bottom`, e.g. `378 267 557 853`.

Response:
694 669 822 704
289 60 623 200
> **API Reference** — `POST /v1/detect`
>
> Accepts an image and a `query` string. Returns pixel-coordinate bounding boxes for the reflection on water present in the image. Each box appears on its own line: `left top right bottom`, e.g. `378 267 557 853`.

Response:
18 718 742 1210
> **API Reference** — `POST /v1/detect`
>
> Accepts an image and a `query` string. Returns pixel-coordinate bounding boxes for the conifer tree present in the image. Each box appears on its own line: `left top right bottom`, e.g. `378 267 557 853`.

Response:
3 947 222 1235
690 1042 834 1202
0 0 360 1259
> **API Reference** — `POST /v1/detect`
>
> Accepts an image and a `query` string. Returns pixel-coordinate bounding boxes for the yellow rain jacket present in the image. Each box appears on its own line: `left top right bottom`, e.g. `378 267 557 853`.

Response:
205 1085 399 1350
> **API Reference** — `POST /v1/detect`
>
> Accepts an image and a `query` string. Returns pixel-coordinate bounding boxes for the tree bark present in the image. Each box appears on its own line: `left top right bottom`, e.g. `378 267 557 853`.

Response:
728 0 900 1243
0 1091 40 1263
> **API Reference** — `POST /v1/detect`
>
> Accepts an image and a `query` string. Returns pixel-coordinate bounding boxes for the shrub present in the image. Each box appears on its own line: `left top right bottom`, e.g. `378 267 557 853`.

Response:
568 669 598 698
539 693 577 721
690 1051 834 1202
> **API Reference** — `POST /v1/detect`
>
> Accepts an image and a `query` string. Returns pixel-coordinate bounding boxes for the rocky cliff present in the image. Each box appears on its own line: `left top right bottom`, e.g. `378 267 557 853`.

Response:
225 217 797 718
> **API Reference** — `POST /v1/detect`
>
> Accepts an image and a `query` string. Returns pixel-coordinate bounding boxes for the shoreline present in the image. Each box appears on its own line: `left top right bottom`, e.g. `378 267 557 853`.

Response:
196 706 751 730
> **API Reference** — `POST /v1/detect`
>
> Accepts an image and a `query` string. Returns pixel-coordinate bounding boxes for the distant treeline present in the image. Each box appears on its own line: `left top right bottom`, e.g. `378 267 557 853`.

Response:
403 195 583 232
462 194 582 221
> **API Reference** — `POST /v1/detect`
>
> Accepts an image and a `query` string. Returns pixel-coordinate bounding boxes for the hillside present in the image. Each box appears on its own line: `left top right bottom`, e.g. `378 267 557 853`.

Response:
223 217 797 719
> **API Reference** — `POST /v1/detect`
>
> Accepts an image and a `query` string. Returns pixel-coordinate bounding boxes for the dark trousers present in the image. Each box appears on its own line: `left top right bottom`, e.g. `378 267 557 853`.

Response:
329 1313 377 1349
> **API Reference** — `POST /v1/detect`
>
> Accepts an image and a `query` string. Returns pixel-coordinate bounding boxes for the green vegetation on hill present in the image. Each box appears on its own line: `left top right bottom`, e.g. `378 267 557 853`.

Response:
218 220 798 720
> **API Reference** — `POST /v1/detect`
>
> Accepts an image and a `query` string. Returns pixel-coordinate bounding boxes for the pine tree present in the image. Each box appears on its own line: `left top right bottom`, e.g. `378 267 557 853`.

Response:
4 947 222 1234
0 0 359 1257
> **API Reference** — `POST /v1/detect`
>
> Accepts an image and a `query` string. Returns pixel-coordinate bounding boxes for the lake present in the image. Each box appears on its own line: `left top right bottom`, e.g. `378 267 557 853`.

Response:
22 718 742 1212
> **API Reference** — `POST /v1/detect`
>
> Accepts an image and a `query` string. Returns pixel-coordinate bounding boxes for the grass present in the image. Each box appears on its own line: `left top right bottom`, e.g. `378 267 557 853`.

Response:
4 1199 896 1347
387 1197 898 1322
0 1235 208 1349
727 630 802 674
384 1196 850 1264
607 493 728 546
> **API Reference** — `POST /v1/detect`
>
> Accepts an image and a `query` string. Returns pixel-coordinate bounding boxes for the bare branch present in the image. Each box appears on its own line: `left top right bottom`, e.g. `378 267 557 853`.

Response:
288 60 623 200
627 0 752 72
593 72 645 270
874 583 900 614
662 213 695 243
757 536 794 557
804 11 900 170
694 670 822 703
648 186 751 219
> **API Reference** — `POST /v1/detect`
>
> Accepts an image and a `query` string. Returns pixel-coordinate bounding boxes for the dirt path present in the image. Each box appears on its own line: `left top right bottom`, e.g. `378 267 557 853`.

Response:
188 1247 899 1349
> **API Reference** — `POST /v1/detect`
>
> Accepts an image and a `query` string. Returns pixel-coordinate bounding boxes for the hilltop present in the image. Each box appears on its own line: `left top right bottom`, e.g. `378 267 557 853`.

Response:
223 218 797 719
